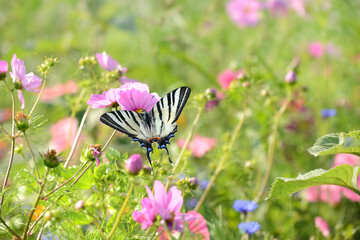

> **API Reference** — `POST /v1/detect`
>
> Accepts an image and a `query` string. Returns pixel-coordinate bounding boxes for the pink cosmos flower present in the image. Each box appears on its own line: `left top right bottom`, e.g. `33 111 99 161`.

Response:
308 42 324 58
177 135 217 158
87 88 121 109
315 217 330 237
118 82 160 112
125 154 143 175
95 51 120 71
226 0 262 28
50 117 78 152
132 198 157 229
10 54 42 109
217 69 245 90
305 185 342 206
41 81 79 102
0 60 8 74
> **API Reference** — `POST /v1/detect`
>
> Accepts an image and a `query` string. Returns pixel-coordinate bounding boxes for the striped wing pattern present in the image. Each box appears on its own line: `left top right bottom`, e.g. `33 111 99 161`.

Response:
99 87 191 166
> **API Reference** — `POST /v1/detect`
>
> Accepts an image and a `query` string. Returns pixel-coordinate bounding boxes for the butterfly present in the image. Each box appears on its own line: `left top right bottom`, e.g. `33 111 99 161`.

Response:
100 86 191 166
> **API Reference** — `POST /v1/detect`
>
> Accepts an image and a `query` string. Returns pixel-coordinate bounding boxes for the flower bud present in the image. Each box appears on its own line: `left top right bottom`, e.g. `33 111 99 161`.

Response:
43 149 61 168
236 70 247 80
14 111 29 132
205 88 217 101
0 60 8 81
75 200 85 210
285 71 296 84
38 56 59 75
84 144 102 166
242 81 250 88
260 89 269 96
187 177 199 190
125 154 143 175
44 212 52 222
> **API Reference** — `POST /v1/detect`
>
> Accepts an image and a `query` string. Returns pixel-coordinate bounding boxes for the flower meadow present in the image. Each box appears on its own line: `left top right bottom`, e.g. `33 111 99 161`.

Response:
0 0 360 239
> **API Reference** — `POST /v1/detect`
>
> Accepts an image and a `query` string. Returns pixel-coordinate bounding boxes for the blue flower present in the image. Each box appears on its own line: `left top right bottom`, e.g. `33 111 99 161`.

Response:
233 200 258 213
238 221 261 234
321 108 336 118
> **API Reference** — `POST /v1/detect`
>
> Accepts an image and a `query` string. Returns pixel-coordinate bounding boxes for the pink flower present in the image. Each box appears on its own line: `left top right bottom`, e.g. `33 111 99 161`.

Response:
125 154 143 175
132 198 157 229
332 154 360 167
87 88 121 109
226 0 262 28
177 135 217 158
50 117 78 152
285 71 296 84
10 54 42 109
41 81 79 102
118 82 160 112
289 0 306 16
308 42 324 58
267 0 288 17
0 60 8 74
305 185 342 206
95 51 120 71
315 217 330 237
217 69 245 90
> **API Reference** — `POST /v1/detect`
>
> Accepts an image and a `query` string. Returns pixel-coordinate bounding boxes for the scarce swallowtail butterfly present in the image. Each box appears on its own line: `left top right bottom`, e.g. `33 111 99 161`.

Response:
100 86 191 166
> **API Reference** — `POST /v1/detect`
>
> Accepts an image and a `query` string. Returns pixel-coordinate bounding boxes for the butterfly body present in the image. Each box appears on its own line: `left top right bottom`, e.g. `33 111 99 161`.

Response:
100 87 191 166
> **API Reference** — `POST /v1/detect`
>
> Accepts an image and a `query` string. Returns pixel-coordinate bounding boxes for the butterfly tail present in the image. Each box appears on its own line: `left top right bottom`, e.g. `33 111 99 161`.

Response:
146 147 153 166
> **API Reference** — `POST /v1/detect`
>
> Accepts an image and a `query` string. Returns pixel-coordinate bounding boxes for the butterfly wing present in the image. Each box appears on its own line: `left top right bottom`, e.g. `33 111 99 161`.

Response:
150 87 191 163
100 110 154 165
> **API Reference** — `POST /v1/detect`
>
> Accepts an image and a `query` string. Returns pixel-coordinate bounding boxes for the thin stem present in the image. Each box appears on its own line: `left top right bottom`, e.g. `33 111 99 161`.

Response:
44 161 89 198
107 183 134 240
102 130 117 152
254 89 292 202
165 106 204 190
23 133 40 179
93 219 106 240
0 125 10 137
29 76 47 117
36 226 44 240
64 105 91 168
69 162 94 188
0 90 16 207
194 101 247 212
0 216 21 239
22 168 49 240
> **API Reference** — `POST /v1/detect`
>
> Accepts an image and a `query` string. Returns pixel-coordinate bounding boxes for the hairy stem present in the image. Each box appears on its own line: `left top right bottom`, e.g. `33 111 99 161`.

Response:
107 183 134 240
194 101 247 212
102 130 117 152
1 90 16 207
23 133 40 179
254 89 292 201
0 216 21 239
64 105 91 168
22 168 49 240
29 76 47 117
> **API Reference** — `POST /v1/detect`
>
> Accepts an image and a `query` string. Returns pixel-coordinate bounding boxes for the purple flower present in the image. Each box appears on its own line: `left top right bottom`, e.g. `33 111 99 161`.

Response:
0 60 8 76
285 71 296 84
95 51 120 71
233 200 258 213
87 88 120 109
10 54 42 109
125 154 143 175
227 0 262 28
267 0 288 17
90 147 101 167
321 109 336 118
238 221 261 234
118 82 160 113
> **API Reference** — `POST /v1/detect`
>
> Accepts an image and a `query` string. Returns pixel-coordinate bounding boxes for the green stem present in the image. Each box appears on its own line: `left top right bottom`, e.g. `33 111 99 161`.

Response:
29 76 47 117
255 89 292 202
0 216 21 239
22 168 49 240
0 90 16 207
102 130 117 152
44 161 89 198
194 101 247 212
23 133 40 179
64 104 91 168
93 219 106 240
107 183 134 240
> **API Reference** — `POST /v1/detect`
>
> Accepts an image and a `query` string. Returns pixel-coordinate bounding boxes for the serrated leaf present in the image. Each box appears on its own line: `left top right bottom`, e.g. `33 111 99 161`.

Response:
308 130 360 157
267 164 360 199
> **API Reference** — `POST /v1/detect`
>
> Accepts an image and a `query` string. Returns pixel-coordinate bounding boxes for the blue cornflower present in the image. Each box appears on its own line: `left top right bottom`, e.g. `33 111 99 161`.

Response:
233 200 258 213
321 108 336 118
238 221 261 234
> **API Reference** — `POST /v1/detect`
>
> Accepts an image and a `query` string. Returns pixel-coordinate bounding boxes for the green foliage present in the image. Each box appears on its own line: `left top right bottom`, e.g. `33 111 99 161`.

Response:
267 164 360 199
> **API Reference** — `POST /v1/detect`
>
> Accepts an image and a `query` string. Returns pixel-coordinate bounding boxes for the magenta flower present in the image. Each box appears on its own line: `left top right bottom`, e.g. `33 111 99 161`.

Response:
132 198 157 229
267 0 288 17
118 82 160 112
50 117 79 152
10 54 42 108
177 135 217 158
95 51 120 71
217 69 245 90
87 88 121 109
226 0 262 28
125 154 143 175
315 217 330 237
92 147 101 167
0 60 8 75
285 71 297 84
305 185 342 206
308 42 324 58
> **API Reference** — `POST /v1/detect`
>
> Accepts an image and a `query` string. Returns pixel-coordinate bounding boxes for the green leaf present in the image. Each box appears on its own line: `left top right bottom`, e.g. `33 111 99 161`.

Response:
60 165 93 189
267 164 360 199
66 211 93 225
105 148 122 164
308 130 360 157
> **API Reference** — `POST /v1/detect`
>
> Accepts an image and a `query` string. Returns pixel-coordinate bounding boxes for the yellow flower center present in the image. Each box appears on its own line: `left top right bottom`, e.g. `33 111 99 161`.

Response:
136 108 144 113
